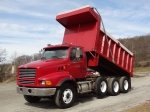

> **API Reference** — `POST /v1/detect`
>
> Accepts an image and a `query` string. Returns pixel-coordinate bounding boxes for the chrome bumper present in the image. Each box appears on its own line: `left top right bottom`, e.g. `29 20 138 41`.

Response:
17 86 56 96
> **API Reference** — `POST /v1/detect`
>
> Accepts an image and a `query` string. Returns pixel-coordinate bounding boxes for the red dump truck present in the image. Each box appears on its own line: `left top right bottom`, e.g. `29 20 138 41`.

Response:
17 6 134 108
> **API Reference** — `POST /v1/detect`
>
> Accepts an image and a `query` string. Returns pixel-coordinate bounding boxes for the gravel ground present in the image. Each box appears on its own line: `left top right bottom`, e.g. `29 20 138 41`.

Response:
0 72 150 112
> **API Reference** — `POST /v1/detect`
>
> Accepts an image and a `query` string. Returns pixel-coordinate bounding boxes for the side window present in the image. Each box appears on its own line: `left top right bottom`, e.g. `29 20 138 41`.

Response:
70 47 83 62
70 48 76 61
80 48 83 59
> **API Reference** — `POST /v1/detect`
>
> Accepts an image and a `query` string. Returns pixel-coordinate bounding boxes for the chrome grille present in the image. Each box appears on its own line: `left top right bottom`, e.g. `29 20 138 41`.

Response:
19 68 36 84
19 68 36 78
19 80 34 84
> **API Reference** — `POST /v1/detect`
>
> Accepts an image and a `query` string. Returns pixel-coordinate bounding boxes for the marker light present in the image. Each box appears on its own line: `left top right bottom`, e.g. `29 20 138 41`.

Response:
63 66 66 70
58 65 66 71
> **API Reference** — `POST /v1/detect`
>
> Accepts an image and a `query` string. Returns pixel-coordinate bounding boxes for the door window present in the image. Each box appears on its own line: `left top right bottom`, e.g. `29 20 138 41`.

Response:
70 47 83 62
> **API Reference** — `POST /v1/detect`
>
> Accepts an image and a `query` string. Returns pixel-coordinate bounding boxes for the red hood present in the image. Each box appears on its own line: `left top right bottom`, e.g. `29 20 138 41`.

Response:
17 59 69 87
19 59 67 69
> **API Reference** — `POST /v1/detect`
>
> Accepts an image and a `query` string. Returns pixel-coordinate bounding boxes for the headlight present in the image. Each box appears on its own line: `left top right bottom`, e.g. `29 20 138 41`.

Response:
41 81 45 85
41 80 52 86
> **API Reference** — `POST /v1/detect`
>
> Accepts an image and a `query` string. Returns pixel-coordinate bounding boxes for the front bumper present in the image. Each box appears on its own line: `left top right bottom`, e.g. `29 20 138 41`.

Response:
17 86 56 96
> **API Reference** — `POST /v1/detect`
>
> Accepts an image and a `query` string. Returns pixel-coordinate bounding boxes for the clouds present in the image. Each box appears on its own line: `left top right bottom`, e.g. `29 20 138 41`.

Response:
0 0 82 19
0 22 64 56
0 23 63 37
97 1 150 38
0 0 150 58
0 1 54 19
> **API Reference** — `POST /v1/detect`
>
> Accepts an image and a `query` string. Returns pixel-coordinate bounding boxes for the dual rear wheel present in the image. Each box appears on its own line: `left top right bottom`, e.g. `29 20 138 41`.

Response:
119 76 129 93
108 78 120 95
95 76 129 97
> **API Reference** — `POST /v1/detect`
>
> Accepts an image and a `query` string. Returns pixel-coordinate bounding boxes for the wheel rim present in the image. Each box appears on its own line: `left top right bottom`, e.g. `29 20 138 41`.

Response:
124 80 128 90
100 81 107 93
113 81 119 93
62 89 73 104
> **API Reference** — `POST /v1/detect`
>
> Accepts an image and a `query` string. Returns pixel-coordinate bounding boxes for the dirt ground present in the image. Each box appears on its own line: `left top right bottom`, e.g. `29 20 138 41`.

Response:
0 72 150 112
122 101 150 112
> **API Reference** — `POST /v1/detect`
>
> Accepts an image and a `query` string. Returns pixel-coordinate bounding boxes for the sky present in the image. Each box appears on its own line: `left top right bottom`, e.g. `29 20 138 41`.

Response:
0 0 150 58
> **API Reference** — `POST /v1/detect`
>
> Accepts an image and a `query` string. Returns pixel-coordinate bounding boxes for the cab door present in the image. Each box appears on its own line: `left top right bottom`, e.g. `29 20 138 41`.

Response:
68 47 86 79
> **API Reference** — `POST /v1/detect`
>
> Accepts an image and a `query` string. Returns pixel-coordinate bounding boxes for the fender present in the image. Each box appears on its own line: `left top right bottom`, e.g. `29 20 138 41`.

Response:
57 78 77 87
38 71 75 87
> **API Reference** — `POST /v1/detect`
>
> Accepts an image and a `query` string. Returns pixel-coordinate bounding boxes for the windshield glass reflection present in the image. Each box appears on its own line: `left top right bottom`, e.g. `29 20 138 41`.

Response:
41 48 69 60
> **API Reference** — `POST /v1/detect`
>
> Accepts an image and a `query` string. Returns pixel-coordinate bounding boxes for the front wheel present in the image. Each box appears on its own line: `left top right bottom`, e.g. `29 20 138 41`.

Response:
24 95 41 103
55 84 75 108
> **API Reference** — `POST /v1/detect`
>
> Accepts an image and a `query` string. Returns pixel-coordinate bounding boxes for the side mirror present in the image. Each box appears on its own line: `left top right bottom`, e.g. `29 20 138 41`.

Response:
76 48 80 58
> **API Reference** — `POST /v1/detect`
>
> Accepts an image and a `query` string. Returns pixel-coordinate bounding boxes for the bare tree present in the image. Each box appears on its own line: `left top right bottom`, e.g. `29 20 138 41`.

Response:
32 53 41 61
0 47 7 82
0 47 7 63
11 51 18 63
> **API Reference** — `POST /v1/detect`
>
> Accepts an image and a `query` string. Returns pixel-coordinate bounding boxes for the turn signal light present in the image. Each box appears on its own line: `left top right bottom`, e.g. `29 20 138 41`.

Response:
45 80 52 86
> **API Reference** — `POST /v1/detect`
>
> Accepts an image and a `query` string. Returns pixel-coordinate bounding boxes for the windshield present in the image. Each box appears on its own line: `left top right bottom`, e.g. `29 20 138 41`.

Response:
41 47 69 60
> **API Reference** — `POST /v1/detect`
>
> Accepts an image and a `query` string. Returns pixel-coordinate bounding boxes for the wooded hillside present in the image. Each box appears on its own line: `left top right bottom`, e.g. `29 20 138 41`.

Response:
118 35 150 67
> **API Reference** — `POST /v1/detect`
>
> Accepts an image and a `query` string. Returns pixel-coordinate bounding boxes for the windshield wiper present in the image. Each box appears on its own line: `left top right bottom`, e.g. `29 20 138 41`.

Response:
51 56 59 59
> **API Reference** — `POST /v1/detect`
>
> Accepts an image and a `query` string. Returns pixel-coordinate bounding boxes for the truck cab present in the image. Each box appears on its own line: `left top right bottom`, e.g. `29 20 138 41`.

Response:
41 44 87 79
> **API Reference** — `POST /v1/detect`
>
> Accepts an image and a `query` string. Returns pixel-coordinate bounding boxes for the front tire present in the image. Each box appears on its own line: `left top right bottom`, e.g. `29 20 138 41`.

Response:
55 84 75 108
24 95 41 103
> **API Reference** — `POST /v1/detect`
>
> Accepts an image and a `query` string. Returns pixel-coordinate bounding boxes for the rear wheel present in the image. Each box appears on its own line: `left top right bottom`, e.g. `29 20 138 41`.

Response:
95 77 108 97
24 95 41 103
55 84 75 108
119 76 129 93
108 78 120 96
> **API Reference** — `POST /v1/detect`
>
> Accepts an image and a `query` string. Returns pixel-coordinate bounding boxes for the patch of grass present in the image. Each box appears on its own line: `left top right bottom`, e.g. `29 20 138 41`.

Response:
122 101 150 112
134 66 150 72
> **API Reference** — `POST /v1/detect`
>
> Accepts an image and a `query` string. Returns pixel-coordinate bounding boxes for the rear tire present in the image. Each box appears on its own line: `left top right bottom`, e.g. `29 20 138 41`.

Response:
108 78 120 96
55 84 75 108
24 95 41 103
119 76 129 93
95 77 108 97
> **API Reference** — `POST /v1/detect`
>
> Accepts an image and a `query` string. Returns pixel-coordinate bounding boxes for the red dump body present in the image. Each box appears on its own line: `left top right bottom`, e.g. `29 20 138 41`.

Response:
56 6 134 77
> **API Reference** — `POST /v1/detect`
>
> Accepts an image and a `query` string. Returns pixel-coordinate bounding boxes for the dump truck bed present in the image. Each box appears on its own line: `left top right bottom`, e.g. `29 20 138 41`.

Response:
56 6 134 77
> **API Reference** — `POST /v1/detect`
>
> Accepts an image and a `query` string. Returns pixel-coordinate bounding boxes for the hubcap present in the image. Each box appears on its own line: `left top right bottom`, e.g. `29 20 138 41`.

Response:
124 80 128 90
62 89 73 104
100 81 107 93
113 81 119 93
